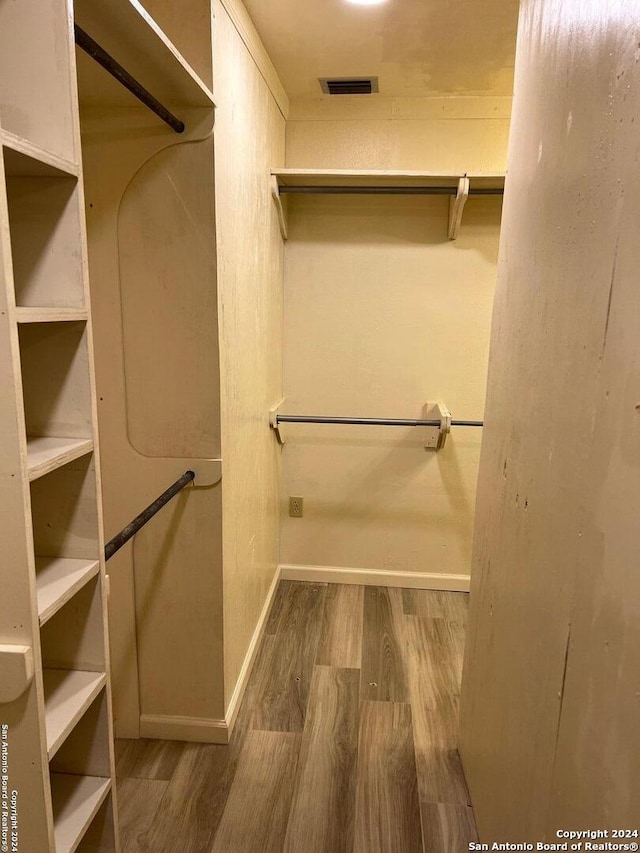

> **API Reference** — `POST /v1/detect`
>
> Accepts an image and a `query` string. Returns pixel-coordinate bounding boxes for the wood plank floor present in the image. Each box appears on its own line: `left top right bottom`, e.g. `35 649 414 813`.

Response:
115 581 477 852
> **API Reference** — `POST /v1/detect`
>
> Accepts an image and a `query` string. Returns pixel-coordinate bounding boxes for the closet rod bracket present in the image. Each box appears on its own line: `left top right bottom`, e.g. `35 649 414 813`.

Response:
270 399 287 444
448 177 470 240
423 402 452 450
271 177 288 240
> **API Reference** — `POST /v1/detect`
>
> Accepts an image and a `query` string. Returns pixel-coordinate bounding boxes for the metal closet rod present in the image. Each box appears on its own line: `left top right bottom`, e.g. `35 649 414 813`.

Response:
74 25 185 134
104 470 195 561
278 186 503 196
277 415 484 428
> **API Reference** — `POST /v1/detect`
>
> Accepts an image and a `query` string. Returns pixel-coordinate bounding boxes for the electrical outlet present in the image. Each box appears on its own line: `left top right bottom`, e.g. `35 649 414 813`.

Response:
289 496 304 518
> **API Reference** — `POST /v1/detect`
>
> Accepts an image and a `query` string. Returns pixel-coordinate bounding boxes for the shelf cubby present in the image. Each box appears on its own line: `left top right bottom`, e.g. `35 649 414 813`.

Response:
19 320 93 441
36 557 101 626
40 575 106 673
51 773 112 853
5 173 85 308
30 455 100 561
0 0 77 162
41 576 108 758
49 655 116 853
44 670 107 759
51 689 113 778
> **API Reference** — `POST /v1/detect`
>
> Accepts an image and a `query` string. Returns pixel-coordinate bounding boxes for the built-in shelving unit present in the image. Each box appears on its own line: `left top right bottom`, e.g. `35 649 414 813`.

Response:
0 1 119 849
271 168 506 240
0 0 220 846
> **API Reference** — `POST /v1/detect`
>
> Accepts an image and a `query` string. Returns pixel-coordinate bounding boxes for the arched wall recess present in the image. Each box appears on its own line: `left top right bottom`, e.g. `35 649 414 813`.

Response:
118 138 221 459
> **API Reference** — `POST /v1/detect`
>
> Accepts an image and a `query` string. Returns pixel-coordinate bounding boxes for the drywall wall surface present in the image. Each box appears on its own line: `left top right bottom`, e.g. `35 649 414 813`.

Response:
460 0 640 838
213 0 285 707
281 97 507 578
281 193 501 577
286 96 511 173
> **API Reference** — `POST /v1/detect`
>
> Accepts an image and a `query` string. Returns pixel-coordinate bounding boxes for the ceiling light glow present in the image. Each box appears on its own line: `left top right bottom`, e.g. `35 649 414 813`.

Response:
346 0 389 6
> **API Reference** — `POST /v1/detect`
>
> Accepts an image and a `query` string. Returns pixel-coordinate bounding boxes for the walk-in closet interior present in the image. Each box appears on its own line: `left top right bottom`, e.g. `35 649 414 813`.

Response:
0 0 638 850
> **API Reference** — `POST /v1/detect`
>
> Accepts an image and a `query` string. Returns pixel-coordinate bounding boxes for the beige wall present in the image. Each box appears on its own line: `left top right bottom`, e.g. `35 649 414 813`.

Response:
286 96 511 172
212 0 286 708
460 0 640 837
281 98 509 579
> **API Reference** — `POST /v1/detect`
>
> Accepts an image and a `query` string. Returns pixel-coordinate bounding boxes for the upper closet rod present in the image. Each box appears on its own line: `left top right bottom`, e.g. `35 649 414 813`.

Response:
276 415 484 427
277 186 503 196
74 24 185 133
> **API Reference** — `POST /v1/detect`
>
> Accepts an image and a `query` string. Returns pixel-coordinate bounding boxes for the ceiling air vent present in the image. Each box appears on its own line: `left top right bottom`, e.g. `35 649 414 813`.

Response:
320 77 379 95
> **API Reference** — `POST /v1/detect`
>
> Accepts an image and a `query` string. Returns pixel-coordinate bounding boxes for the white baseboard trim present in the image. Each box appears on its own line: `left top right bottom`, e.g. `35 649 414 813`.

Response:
224 564 282 738
279 563 470 592
137 566 283 746
139 713 229 744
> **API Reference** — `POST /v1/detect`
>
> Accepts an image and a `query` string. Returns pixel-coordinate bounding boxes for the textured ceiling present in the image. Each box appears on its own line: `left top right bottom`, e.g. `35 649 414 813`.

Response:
242 0 520 101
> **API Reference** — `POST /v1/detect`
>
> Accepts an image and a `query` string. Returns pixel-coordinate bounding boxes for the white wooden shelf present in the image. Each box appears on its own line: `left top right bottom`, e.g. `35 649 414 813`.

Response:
271 169 505 241
75 0 215 111
1 129 79 179
36 558 101 626
272 168 505 191
27 437 94 482
15 307 88 324
43 669 107 758
51 773 111 853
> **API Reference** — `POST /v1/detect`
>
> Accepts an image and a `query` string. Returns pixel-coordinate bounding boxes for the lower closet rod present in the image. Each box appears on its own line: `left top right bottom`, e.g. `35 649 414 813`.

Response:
104 470 195 561
74 25 186 133
276 415 484 427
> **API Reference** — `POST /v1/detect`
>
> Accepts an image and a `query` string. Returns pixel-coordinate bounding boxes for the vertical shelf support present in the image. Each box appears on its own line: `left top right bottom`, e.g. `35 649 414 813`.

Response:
271 176 288 241
448 176 470 241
